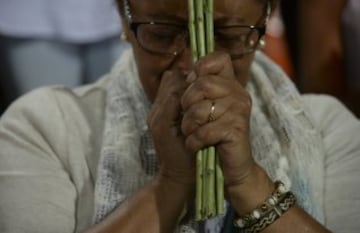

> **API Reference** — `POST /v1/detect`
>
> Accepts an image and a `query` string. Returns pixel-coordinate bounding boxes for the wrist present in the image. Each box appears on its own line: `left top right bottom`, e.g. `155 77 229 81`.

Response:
154 175 194 222
157 166 196 186
155 174 194 191
226 164 274 215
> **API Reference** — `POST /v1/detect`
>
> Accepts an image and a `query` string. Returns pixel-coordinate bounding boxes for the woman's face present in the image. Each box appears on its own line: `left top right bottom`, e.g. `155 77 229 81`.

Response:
122 0 266 102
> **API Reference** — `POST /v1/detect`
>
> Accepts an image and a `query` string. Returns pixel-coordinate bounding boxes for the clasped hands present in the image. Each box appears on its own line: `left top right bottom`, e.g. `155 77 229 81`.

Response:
148 52 258 190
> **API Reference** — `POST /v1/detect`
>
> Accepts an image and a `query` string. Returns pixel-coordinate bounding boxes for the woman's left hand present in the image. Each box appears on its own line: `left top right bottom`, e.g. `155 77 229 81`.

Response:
181 51 256 187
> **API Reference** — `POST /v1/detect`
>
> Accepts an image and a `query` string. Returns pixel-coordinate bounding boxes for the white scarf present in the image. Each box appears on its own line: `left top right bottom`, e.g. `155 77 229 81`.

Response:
92 49 325 232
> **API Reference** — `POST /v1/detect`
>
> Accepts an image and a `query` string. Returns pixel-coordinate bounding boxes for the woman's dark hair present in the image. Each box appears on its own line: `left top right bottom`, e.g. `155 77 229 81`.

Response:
115 0 124 16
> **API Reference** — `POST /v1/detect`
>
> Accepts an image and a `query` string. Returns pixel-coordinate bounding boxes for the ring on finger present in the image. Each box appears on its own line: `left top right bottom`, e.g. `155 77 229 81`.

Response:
207 101 216 122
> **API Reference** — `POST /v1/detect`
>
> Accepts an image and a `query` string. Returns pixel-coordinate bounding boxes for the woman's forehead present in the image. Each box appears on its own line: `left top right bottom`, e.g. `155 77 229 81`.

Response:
130 0 263 23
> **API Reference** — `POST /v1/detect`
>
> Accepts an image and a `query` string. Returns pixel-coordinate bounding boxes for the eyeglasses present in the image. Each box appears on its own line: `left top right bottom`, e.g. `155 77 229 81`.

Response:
123 0 270 59
129 22 266 59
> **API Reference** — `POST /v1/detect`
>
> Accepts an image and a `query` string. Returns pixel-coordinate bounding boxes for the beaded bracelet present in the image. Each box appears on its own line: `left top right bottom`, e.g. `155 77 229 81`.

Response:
233 181 288 228
243 192 297 233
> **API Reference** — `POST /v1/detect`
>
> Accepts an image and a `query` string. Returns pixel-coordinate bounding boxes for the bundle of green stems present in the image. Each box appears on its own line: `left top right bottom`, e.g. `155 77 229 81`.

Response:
188 0 225 220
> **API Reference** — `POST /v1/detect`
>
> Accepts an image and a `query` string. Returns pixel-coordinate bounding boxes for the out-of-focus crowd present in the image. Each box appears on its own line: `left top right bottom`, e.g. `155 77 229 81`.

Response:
1 0 359 116
267 0 360 116
0 0 127 114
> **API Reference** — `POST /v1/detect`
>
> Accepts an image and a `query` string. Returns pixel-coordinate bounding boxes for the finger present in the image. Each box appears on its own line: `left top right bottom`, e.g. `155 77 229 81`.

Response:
184 108 249 153
149 96 182 140
151 70 188 123
155 70 187 104
181 98 230 136
149 71 188 139
194 51 235 80
181 75 231 111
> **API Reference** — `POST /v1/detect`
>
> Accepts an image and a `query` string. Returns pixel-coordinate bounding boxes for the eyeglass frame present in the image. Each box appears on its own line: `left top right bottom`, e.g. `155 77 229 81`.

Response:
122 0 271 59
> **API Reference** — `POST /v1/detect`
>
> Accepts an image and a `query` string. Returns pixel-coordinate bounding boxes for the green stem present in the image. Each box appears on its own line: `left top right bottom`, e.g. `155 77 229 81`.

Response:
190 0 224 221
195 150 204 220
196 0 206 57
189 0 199 62
205 0 214 53
202 148 208 218
216 152 225 215
206 146 216 218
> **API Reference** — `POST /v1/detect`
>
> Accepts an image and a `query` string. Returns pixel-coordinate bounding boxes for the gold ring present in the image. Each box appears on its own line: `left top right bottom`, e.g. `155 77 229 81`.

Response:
208 102 216 122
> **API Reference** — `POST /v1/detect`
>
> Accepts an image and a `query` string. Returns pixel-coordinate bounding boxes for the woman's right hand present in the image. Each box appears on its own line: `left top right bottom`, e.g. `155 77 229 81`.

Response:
148 69 195 186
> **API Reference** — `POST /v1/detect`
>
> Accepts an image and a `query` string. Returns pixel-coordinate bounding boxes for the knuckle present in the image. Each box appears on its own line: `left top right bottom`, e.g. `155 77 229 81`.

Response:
147 108 164 135
187 105 203 120
223 130 242 144
195 56 215 75
180 95 188 110
219 52 232 64
185 136 200 153
233 93 252 114
181 119 192 136
182 113 202 136
197 78 213 94
195 59 206 73
197 126 215 143
233 121 250 135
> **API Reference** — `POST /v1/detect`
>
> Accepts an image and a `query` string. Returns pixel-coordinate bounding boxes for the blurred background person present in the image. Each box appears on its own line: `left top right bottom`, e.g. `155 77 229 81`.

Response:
279 0 360 116
342 0 360 116
0 0 127 114
263 5 294 80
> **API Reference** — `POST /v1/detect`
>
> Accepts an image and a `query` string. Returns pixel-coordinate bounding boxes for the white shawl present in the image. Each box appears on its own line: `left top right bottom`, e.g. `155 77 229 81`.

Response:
92 49 325 232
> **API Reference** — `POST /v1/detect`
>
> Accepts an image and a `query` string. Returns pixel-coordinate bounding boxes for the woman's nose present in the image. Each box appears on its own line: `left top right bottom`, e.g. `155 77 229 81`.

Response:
172 46 193 72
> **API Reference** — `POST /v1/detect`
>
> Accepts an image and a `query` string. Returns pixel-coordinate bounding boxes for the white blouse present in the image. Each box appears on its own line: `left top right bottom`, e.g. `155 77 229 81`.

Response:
0 77 359 233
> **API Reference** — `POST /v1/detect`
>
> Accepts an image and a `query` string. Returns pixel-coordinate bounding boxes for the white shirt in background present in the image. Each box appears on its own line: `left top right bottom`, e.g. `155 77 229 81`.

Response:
0 0 122 43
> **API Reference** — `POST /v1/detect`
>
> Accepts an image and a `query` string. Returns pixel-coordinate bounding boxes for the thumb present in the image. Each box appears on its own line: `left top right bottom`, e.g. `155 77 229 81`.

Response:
147 69 189 165
152 70 188 124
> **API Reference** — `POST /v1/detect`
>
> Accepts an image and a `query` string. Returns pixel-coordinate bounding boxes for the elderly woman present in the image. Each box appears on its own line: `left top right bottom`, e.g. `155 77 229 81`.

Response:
0 0 359 233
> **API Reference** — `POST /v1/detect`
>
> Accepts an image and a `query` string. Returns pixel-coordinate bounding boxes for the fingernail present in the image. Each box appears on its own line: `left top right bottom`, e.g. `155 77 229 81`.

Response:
186 71 196 83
